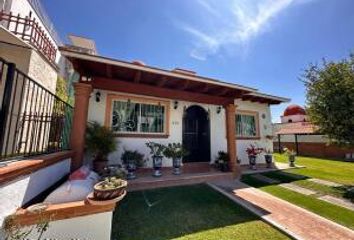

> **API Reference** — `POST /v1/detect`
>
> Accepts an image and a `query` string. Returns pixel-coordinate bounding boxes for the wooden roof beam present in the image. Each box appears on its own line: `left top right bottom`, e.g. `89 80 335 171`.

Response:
106 64 112 78
134 71 142 83
156 76 168 87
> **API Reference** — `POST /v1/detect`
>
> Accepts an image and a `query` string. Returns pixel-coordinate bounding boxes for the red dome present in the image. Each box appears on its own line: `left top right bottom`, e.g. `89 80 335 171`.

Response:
132 60 146 66
283 104 306 116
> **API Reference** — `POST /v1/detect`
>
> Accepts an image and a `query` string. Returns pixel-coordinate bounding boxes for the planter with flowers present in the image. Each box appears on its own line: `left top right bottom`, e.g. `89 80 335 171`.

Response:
284 148 296 167
146 142 165 177
264 149 273 168
121 149 145 179
93 176 127 202
85 122 117 175
246 144 263 170
163 143 188 175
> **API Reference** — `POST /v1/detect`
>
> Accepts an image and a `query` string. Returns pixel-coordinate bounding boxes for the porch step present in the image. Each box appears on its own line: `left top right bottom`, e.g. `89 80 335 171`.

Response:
127 171 233 192
182 162 212 173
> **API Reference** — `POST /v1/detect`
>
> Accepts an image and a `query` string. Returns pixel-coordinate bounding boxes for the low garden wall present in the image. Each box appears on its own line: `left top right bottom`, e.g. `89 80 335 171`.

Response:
274 142 354 159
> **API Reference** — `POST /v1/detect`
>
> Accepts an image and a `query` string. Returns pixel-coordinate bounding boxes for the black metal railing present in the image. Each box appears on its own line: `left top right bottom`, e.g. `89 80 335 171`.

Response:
0 58 73 161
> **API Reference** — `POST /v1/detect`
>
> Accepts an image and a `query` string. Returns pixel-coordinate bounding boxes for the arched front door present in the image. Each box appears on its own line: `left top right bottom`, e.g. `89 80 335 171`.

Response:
182 105 210 162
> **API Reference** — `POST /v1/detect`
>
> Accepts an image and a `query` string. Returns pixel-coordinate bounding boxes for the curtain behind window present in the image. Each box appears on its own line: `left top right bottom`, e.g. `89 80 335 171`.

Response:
236 114 256 137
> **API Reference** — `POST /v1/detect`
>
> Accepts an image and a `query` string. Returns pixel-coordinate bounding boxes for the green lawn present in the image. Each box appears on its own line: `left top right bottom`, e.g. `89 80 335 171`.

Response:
274 153 354 185
112 185 291 240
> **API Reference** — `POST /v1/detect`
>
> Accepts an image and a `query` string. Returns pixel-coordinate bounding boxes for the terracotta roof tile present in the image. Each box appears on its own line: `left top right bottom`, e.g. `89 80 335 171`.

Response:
276 122 317 135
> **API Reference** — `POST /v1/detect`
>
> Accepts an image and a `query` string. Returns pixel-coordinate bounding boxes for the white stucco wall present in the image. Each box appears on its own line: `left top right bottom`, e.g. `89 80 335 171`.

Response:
0 159 71 227
87 89 227 167
281 114 308 123
0 37 58 93
235 99 274 165
21 212 113 240
87 90 273 167
27 49 58 93
8 0 61 63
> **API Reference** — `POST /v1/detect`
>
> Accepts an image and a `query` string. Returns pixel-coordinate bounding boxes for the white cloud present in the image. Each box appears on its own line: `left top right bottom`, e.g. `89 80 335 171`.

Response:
178 0 313 60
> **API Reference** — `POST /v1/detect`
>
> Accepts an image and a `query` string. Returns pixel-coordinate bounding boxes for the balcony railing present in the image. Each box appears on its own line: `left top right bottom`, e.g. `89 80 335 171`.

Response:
0 58 73 161
0 10 57 64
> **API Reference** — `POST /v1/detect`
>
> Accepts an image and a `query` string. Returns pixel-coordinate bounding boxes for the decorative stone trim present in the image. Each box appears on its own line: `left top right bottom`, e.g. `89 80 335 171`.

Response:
11 200 116 227
0 151 74 186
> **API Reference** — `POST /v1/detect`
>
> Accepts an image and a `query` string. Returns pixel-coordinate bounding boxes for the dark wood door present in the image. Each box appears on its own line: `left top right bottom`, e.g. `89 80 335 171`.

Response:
183 106 210 162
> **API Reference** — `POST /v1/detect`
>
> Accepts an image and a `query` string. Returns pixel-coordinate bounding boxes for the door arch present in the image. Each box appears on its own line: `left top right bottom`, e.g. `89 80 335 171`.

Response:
182 105 210 162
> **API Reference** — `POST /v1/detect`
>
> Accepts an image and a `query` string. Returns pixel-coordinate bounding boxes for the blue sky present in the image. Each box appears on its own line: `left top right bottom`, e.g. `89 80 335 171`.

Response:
43 0 354 122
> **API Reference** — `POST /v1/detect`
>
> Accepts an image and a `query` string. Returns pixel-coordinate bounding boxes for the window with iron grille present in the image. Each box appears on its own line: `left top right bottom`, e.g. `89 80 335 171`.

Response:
110 98 168 135
236 112 259 138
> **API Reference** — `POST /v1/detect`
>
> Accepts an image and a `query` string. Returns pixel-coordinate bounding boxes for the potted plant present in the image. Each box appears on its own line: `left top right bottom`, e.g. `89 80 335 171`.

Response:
246 144 263 170
283 147 296 167
93 176 127 201
121 149 145 179
215 151 230 172
86 122 117 175
163 143 188 175
264 149 273 168
146 142 165 177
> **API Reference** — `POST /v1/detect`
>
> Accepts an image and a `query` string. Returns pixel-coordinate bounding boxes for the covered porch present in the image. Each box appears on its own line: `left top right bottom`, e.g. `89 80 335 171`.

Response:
61 48 287 177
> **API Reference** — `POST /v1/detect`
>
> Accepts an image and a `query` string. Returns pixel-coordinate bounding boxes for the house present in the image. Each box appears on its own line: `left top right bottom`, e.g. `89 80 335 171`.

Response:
273 104 354 159
60 42 289 174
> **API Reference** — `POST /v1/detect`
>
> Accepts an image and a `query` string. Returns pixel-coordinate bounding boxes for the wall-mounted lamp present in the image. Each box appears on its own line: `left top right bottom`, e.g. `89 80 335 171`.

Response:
216 106 222 114
81 76 92 82
174 100 179 110
95 91 101 102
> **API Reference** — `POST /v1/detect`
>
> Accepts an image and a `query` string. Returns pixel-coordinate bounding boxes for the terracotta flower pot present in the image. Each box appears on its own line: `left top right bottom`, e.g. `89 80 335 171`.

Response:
93 179 127 201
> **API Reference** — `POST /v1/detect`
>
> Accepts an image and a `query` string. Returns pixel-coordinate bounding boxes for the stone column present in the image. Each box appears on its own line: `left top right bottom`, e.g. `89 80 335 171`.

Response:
70 82 93 171
225 104 239 177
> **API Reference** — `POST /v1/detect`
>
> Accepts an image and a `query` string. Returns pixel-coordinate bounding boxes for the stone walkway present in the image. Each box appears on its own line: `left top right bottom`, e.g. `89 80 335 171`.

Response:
319 195 354 211
308 178 343 187
210 181 354 240
279 183 317 195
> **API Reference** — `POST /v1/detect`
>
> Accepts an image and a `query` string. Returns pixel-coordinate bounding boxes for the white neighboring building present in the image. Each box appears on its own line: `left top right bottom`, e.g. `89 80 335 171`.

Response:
273 104 354 159
0 0 62 92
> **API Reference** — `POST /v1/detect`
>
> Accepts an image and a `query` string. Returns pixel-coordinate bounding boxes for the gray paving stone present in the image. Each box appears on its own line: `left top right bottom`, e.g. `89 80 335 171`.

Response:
279 183 317 195
318 195 354 211
308 178 343 187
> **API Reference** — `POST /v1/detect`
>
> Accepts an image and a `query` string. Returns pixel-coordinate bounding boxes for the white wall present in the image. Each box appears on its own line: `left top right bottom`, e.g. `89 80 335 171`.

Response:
0 159 71 227
281 114 308 123
235 100 274 165
87 89 228 167
8 0 61 63
22 212 113 240
87 90 272 166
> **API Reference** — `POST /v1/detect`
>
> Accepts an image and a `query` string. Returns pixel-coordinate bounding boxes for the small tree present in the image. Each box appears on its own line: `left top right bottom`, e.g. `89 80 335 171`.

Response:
303 54 354 146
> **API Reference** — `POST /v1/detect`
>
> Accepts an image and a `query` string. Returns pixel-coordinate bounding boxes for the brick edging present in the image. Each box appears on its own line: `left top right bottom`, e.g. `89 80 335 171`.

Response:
0 151 74 186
